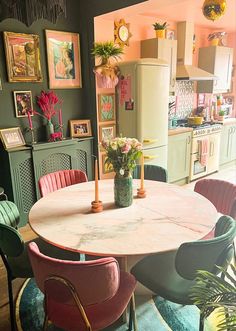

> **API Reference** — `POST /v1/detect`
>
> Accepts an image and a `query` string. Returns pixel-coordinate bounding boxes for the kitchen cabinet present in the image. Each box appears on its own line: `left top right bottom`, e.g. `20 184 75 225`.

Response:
219 124 236 165
0 138 93 226
141 38 177 94
197 46 233 94
168 131 191 183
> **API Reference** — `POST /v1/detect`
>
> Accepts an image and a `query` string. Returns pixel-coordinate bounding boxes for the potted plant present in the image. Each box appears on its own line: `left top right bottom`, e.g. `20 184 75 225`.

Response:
91 41 124 88
152 21 168 38
190 264 236 330
218 109 225 121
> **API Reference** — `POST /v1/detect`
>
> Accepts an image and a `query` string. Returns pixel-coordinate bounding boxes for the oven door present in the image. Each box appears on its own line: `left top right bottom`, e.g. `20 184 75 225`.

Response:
190 137 208 181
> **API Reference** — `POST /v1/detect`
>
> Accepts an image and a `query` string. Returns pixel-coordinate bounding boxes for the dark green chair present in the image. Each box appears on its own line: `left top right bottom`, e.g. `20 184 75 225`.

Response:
133 164 168 182
131 216 236 331
0 200 80 331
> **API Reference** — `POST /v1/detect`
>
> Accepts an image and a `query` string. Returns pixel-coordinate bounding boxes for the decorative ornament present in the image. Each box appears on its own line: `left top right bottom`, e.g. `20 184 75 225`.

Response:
114 19 132 47
202 0 227 21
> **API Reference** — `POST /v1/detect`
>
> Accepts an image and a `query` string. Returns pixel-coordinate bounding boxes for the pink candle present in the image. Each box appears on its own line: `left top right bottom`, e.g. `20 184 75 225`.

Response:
27 111 33 129
58 109 62 126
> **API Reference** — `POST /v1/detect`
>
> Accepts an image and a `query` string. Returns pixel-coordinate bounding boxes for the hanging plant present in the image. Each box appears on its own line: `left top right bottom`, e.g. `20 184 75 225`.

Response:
202 0 227 21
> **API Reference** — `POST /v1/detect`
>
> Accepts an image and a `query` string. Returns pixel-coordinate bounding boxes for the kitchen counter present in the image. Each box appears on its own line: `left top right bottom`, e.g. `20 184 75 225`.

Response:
220 118 236 125
168 127 193 136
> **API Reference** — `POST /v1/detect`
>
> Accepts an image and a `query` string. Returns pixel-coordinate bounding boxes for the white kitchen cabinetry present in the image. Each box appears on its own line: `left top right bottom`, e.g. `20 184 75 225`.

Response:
168 131 191 183
197 46 233 94
219 124 236 165
141 38 177 94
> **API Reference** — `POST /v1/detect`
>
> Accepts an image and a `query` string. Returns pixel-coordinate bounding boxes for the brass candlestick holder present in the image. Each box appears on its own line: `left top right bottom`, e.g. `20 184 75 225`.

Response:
29 127 37 144
59 124 64 139
91 200 103 213
137 187 146 198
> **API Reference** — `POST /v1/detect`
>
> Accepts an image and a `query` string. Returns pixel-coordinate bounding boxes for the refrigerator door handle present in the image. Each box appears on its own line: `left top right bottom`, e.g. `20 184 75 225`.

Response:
143 139 158 144
144 155 158 160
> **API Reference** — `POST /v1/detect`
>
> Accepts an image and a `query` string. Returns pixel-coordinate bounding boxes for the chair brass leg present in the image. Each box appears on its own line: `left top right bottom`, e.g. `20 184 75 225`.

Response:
7 275 15 331
43 314 49 331
128 294 138 331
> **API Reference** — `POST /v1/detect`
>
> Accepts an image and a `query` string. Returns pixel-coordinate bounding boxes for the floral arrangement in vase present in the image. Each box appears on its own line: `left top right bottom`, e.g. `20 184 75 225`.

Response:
101 137 142 208
33 90 63 140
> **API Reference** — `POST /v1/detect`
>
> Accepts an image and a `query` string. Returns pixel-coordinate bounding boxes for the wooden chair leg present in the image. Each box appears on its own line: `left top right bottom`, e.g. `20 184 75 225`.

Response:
43 314 49 331
7 275 16 331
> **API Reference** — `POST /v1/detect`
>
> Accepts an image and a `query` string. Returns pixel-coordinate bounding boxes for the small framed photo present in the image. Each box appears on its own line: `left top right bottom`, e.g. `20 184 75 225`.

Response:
99 124 116 142
13 91 33 117
3 31 42 82
69 119 92 138
102 154 113 174
166 29 175 40
0 127 26 150
98 93 115 122
45 30 82 89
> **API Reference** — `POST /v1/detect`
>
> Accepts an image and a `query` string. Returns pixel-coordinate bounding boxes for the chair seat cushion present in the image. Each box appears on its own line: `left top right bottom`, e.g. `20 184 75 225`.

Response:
8 237 80 278
46 271 136 331
131 250 195 305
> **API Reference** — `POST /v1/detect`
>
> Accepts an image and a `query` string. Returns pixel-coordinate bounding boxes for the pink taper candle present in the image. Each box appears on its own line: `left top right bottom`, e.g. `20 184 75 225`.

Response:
95 159 99 202
58 109 62 126
27 111 33 129
140 153 144 190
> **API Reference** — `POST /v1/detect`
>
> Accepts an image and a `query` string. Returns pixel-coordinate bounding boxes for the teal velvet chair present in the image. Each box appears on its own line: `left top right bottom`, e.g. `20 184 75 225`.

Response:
133 164 168 182
131 216 236 331
0 200 80 331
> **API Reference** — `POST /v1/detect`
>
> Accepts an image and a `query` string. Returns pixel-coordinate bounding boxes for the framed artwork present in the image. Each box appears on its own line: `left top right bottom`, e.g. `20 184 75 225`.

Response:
13 91 33 117
98 94 115 122
99 124 116 142
166 29 175 40
102 154 113 174
69 119 92 138
45 30 82 89
0 127 25 149
3 31 42 82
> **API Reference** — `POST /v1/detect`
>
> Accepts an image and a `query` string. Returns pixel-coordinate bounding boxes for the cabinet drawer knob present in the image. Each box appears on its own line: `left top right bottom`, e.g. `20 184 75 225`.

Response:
143 139 158 144
144 155 158 160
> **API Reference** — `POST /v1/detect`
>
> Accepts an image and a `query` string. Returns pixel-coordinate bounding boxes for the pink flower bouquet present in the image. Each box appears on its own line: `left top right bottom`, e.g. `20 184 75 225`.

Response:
34 90 62 121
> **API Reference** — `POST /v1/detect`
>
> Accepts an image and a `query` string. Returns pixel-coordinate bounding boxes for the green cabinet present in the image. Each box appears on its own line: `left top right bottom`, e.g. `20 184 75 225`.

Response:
0 138 93 226
168 132 192 183
219 124 236 165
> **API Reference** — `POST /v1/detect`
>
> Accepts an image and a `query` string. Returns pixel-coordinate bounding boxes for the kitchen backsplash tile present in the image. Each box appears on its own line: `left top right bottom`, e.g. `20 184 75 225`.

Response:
169 81 194 119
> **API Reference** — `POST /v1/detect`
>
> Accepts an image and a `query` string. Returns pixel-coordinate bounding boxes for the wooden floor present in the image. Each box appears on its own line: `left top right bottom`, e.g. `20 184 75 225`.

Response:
0 163 235 331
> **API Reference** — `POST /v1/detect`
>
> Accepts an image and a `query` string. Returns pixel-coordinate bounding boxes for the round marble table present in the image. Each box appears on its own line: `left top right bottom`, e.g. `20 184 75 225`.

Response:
29 179 217 258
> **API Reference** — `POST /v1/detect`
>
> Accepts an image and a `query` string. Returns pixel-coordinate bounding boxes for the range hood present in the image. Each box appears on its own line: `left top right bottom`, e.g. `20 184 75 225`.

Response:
176 21 216 81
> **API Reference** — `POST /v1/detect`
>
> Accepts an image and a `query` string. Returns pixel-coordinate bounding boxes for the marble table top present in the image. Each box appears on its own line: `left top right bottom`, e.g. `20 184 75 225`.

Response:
29 179 217 257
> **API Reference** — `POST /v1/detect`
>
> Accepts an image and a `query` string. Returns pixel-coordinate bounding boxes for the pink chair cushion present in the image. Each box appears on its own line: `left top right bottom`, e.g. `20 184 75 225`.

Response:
194 179 236 217
28 242 136 331
38 170 88 197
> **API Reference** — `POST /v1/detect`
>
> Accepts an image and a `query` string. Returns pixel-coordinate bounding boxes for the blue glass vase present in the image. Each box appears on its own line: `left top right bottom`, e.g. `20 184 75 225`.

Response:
114 173 133 207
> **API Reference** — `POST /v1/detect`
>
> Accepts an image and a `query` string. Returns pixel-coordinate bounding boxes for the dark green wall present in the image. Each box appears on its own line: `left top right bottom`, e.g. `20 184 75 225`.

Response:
0 0 146 145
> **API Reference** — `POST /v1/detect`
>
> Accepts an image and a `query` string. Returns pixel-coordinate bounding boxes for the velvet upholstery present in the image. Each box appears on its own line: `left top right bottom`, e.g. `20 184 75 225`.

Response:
28 242 137 331
133 164 168 182
38 169 88 197
0 201 80 331
131 216 236 330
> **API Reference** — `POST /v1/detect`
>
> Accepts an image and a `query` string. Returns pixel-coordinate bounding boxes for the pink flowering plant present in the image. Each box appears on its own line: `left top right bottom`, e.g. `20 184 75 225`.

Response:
102 137 142 177
33 90 62 121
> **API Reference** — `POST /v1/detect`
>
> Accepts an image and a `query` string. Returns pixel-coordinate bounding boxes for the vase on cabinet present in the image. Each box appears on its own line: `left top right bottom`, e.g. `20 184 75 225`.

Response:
155 29 165 38
114 173 133 207
46 120 54 141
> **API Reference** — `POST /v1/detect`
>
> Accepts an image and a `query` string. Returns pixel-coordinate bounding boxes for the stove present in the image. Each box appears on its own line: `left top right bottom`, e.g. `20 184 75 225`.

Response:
178 121 222 137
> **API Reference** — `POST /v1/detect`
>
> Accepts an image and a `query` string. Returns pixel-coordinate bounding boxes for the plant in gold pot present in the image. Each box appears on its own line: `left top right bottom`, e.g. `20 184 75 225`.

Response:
91 41 124 88
101 137 142 207
153 21 168 38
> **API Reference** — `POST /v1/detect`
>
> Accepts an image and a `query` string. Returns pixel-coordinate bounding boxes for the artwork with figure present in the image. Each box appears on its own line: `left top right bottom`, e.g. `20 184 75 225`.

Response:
53 42 75 79
14 91 33 117
73 124 87 135
69 120 91 137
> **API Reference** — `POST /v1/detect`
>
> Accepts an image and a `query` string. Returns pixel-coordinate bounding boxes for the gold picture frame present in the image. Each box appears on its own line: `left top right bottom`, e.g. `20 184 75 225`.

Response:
0 127 26 149
13 91 33 117
99 124 116 142
45 30 82 89
69 119 92 138
3 31 43 82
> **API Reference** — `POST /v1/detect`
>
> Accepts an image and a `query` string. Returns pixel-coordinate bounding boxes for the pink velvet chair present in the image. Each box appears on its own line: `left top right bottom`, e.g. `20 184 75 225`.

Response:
194 179 236 239
28 242 137 331
38 169 88 197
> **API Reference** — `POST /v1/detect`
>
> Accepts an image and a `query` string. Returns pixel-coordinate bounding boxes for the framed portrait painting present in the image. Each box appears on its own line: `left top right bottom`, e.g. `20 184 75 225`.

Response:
13 91 33 117
45 30 82 89
3 31 42 82
99 124 116 142
0 127 25 150
69 119 92 138
98 94 115 122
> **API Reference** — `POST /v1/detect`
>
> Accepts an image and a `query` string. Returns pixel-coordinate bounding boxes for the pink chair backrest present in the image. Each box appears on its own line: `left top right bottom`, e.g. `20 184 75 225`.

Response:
28 242 120 306
194 179 236 217
38 169 88 197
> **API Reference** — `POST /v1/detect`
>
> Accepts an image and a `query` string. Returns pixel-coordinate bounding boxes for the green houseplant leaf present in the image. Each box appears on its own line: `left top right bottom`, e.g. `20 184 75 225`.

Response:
152 22 168 30
91 41 124 65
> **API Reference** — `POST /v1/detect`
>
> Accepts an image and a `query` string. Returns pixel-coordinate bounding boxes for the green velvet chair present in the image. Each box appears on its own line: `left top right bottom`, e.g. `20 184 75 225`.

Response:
133 164 168 182
131 216 236 331
0 200 80 331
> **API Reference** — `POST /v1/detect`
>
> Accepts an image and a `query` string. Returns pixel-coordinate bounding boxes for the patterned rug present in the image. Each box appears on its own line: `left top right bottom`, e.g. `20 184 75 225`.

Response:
15 278 216 331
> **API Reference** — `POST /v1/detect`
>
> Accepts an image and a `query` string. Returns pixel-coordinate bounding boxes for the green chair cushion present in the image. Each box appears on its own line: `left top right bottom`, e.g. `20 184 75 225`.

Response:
0 201 20 228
